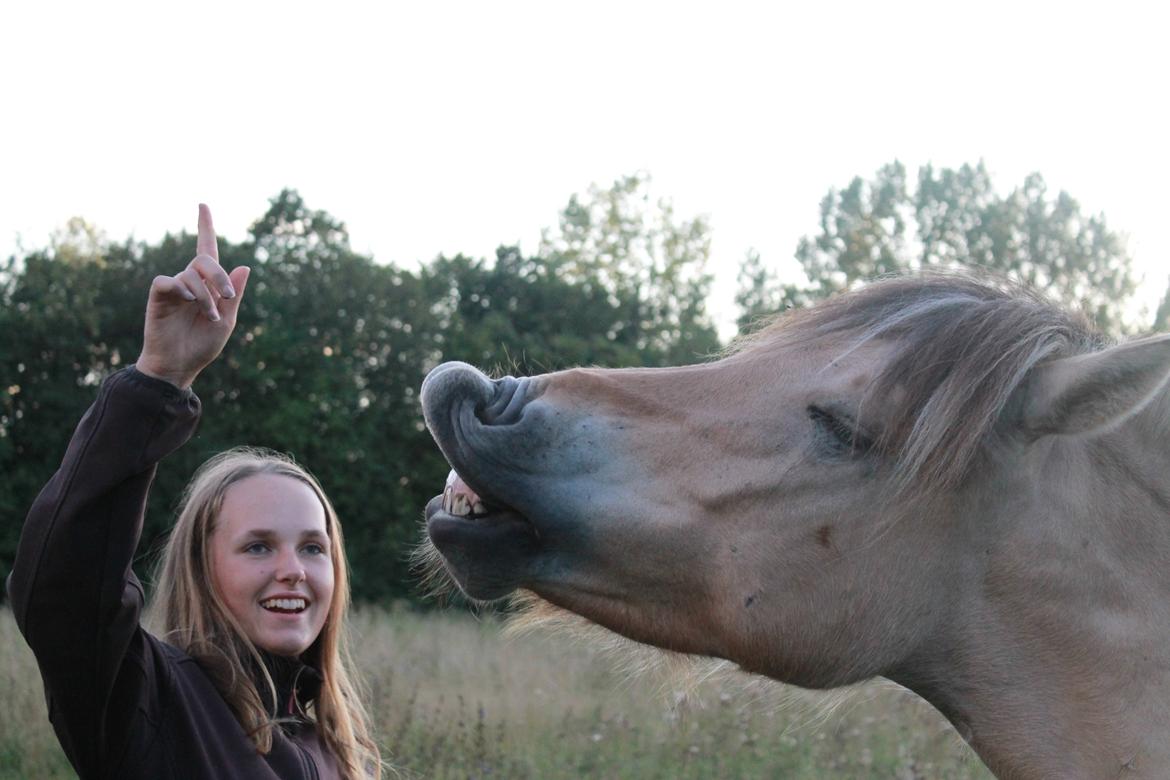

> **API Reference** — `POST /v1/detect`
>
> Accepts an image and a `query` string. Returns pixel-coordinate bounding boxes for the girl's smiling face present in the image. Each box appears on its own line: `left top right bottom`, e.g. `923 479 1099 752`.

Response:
210 474 335 657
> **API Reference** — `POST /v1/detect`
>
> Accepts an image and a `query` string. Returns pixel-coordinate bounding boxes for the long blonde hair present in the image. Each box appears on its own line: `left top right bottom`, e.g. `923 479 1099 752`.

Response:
148 447 381 779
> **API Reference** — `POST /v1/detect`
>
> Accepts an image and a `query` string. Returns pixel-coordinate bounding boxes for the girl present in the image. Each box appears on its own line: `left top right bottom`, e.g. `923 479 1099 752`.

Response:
8 205 381 779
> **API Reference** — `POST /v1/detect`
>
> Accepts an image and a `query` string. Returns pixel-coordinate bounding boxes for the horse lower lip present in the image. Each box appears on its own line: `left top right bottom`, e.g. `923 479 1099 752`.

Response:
425 508 540 600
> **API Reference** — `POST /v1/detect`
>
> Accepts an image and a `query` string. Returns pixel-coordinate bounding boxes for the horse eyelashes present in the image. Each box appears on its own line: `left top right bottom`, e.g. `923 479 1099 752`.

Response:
808 405 872 456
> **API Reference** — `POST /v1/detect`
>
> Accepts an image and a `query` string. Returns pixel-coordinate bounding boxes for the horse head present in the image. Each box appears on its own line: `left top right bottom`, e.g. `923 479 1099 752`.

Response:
419 273 1170 777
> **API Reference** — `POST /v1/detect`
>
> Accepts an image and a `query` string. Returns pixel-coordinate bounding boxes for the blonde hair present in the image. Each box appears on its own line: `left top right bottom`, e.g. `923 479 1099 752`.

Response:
148 447 381 779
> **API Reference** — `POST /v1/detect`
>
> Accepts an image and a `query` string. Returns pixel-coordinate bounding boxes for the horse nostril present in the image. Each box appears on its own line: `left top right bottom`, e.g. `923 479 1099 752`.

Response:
480 376 530 425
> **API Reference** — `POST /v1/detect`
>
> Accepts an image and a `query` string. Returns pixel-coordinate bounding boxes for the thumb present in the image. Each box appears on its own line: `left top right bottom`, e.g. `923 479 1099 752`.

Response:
219 266 251 321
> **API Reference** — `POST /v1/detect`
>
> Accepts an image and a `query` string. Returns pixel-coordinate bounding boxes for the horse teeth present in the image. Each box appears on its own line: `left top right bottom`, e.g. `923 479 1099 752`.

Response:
441 470 488 518
450 494 471 516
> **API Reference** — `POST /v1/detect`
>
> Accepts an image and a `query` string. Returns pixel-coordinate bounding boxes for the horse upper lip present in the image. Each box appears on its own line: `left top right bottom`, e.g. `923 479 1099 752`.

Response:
421 362 497 433
422 361 535 449
423 362 541 519
478 375 533 426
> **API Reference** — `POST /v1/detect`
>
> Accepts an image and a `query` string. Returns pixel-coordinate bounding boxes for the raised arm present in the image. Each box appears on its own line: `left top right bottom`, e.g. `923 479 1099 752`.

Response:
6 205 248 776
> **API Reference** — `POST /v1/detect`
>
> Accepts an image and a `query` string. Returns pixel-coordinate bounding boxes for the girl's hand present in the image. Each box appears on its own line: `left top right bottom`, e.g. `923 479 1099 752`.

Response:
135 204 250 389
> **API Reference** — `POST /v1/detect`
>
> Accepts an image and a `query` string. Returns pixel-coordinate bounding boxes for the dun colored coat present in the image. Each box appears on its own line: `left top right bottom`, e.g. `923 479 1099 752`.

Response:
421 274 1170 779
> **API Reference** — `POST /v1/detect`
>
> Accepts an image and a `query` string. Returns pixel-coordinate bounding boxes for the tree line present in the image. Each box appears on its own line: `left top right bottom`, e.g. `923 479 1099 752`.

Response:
2 166 1164 603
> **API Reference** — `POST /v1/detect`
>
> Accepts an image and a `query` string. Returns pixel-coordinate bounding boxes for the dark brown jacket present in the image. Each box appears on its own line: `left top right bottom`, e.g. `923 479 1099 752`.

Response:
7 367 341 779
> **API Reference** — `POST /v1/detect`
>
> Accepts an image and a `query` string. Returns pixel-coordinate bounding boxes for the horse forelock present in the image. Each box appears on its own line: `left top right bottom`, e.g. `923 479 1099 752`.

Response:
732 271 1105 502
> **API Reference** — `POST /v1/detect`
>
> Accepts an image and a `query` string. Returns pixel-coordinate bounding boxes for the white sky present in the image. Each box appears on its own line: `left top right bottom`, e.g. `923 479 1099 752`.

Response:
2 1 1167 338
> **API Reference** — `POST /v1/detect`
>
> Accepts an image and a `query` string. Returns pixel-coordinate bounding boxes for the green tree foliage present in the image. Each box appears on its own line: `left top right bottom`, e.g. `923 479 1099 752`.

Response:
737 161 1138 334
734 248 794 335
0 229 160 567
1 182 720 603
538 173 720 364
423 248 643 374
1155 278 1170 333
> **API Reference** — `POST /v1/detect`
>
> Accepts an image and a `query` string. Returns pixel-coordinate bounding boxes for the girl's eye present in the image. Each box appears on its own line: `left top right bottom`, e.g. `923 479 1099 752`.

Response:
244 542 270 554
809 405 872 455
302 543 326 556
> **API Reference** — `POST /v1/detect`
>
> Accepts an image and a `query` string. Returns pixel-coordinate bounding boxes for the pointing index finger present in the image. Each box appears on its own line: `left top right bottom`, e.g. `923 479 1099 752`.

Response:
197 203 218 262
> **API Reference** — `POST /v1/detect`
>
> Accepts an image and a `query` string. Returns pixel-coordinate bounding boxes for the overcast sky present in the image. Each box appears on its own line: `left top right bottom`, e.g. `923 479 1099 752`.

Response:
3 1 1167 337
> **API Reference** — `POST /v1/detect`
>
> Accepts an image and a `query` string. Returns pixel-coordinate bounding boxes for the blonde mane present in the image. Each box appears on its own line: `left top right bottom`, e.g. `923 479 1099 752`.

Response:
734 272 1104 500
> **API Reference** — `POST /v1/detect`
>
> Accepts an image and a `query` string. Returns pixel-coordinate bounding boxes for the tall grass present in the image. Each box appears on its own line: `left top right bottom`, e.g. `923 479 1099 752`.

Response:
0 607 74 778
1 606 991 778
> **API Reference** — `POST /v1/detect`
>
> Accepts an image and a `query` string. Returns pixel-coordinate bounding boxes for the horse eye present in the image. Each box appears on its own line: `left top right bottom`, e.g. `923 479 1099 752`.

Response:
808 405 871 455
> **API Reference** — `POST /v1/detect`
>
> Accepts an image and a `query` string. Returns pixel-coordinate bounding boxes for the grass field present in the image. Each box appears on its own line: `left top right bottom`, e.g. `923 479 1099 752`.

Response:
0 605 992 779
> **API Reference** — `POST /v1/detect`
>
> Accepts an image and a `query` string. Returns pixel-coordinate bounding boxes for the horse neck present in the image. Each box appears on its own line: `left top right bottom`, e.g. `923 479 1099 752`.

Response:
900 415 1170 777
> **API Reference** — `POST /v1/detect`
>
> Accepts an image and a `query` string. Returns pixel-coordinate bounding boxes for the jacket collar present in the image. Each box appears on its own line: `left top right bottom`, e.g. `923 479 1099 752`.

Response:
256 651 323 719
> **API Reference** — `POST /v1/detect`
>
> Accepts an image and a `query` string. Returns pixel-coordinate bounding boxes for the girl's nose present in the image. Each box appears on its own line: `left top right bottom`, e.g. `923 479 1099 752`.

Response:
275 551 306 584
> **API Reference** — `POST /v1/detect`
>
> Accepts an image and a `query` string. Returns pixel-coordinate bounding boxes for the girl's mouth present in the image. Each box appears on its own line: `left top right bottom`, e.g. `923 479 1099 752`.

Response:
260 597 308 614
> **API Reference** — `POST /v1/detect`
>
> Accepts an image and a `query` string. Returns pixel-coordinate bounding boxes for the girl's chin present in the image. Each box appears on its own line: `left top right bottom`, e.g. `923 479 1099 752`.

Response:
256 636 313 656
251 624 320 656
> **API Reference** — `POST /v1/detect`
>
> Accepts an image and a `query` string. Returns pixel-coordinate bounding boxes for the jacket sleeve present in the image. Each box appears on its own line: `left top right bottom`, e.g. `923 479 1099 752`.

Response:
6 366 201 777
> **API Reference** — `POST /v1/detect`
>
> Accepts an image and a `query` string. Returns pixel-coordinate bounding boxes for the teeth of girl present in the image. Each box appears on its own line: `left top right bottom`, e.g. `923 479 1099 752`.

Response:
472 501 486 515
262 598 306 611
